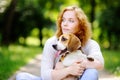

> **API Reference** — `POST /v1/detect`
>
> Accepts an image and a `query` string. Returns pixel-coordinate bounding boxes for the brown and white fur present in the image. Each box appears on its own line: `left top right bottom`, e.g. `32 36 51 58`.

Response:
52 33 94 80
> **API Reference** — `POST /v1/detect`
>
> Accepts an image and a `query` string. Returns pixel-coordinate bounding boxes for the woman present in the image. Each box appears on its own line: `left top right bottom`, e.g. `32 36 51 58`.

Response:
16 5 104 80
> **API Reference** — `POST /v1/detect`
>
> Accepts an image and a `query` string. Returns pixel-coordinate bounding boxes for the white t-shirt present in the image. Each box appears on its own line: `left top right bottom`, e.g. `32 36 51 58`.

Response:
41 36 104 80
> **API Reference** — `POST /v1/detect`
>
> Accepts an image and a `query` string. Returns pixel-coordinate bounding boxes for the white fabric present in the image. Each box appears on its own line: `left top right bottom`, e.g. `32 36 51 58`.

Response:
16 72 41 80
62 50 87 66
41 36 104 80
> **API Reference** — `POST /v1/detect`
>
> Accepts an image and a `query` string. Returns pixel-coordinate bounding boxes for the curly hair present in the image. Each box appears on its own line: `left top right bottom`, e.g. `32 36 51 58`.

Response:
55 5 92 46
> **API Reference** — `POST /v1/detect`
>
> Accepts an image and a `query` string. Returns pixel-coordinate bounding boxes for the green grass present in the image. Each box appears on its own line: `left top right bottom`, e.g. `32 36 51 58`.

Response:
102 49 120 76
0 45 120 80
0 45 42 80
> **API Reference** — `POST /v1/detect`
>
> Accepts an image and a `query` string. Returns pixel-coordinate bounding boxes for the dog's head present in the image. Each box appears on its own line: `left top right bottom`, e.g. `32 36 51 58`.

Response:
53 33 81 52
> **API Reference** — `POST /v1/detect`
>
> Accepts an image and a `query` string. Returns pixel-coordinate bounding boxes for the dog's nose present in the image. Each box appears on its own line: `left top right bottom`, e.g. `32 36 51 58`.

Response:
52 44 57 50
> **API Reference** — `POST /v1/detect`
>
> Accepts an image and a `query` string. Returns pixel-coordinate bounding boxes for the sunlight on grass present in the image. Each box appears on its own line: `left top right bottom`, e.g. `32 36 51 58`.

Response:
102 49 120 76
0 45 42 80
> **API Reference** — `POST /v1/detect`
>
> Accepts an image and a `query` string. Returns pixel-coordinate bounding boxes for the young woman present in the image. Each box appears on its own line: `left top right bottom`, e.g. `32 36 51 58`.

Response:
16 5 104 80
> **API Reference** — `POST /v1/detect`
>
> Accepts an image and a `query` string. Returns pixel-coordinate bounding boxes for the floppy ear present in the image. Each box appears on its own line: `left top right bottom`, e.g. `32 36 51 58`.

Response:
67 34 81 52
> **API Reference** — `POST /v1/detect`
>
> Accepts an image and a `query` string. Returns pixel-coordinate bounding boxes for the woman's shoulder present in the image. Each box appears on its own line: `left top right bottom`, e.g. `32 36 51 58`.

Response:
45 36 58 44
86 39 99 46
82 39 100 49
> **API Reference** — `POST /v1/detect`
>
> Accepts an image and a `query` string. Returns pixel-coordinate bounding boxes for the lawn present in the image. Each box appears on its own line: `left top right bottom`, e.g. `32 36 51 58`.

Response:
102 49 120 76
0 44 120 80
0 45 42 80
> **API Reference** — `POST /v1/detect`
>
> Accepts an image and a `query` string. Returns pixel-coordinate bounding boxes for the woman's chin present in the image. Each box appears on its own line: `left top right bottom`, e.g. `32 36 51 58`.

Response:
62 31 72 34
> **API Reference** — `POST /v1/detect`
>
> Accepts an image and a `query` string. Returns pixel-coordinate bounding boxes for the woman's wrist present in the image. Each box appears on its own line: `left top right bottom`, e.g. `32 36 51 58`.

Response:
81 59 89 69
65 66 72 75
82 58 104 70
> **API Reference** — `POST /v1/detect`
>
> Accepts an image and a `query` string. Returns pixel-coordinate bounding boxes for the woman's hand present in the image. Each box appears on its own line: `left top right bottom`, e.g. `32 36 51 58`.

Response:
67 59 85 76
55 62 65 70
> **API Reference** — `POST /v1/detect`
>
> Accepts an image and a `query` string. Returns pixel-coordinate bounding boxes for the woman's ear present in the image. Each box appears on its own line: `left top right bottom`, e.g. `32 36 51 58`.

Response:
67 34 81 52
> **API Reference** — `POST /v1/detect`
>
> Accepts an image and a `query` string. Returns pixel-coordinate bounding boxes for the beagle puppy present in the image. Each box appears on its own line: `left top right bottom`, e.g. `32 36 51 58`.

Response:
52 33 94 80
53 33 94 67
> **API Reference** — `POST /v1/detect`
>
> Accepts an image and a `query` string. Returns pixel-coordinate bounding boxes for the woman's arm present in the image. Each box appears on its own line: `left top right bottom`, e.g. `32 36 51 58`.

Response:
81 40 104 70
52 60 85 80
41 37 57 80
41 37 83 80
41 37 91 80
52 67 70 80
81 58 104 70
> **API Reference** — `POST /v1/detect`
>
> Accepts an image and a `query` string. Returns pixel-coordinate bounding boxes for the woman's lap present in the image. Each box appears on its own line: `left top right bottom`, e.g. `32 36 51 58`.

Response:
16 72 42 80
16 69 98 80
79 69 98 80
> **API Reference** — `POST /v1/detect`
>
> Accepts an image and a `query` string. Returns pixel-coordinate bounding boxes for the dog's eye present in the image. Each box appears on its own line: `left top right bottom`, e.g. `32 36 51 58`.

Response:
61 36 67 41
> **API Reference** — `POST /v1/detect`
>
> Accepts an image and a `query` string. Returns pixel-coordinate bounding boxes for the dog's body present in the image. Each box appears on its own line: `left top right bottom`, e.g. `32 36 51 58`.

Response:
52 33 94 80
62 50 87 66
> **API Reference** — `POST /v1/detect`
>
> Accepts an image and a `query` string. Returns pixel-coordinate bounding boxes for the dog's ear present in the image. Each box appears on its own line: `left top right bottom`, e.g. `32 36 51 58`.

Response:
67 34 81 52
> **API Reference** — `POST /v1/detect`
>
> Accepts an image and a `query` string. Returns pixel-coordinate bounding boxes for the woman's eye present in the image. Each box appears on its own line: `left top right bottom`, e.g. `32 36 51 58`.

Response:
69 19 74 23
62 18 65 22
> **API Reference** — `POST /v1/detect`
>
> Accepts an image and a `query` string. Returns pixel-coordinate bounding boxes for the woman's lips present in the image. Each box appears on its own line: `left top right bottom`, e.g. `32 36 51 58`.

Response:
62 28 69 31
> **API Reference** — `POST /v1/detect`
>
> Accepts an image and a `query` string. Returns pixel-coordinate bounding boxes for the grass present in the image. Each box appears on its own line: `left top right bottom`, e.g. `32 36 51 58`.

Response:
0 45 42 80
102 49 120 76
0 44 120 80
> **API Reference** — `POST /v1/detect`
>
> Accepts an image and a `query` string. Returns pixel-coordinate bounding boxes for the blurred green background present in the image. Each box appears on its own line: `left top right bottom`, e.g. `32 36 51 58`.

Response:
0 0 120 80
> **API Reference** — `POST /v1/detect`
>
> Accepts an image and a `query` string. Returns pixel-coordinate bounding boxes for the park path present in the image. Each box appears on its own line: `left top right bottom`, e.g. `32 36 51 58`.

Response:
8 54 120 80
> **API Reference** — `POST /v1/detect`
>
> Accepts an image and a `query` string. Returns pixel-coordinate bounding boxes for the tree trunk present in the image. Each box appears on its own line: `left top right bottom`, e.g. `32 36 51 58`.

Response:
39 28 43 47
90 0 96 29
2 0 17 45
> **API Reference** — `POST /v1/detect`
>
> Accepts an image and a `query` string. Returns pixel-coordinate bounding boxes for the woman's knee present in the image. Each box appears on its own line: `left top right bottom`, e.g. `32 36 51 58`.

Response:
16 72 30 80
80 69 98 80
16 72 42 80
85 69 98 76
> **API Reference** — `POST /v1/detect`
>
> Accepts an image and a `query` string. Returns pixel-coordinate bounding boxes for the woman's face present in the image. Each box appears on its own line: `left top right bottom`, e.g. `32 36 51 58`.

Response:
61 10 80 34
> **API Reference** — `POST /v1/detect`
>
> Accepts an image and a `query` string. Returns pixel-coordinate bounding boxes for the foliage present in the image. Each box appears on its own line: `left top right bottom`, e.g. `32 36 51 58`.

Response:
102 49 120 76
0 45 42 80
99 6 120 49
0 0 120 49
0 0 80 46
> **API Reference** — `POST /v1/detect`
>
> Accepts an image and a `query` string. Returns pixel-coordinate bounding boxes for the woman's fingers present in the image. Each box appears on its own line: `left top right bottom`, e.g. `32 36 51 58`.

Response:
74 59 83 64
68 61 86 76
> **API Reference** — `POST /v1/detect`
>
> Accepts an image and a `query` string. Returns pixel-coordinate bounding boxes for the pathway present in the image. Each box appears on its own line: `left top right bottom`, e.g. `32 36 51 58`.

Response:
8 54 120 80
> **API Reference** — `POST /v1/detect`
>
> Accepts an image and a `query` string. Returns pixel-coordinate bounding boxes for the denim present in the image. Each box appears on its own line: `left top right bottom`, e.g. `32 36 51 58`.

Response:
16 72 42 80
16 69 98 80
79 69 98 80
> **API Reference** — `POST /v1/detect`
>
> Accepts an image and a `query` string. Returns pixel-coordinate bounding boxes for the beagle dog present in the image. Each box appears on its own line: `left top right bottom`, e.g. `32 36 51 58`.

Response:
53 33 94 67
52 33 94 80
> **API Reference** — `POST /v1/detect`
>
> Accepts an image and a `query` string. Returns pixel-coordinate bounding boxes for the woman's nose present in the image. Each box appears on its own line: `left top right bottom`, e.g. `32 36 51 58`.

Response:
63 21 68 26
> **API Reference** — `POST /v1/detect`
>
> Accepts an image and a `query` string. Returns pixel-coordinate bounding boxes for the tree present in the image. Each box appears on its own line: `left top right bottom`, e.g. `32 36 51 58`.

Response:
1 0 18 45
99 5 120 49
0 0 65 46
